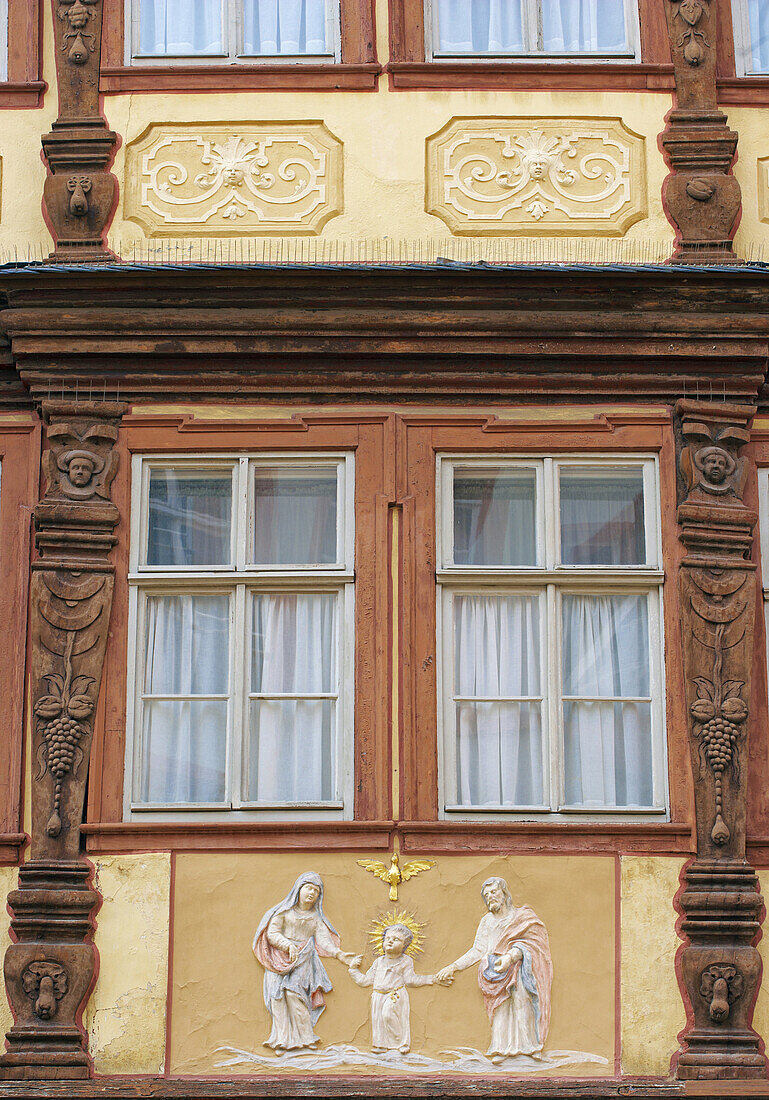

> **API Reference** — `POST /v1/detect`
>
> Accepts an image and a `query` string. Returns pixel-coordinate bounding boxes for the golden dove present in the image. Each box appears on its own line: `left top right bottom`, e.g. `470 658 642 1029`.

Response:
356 852 435 902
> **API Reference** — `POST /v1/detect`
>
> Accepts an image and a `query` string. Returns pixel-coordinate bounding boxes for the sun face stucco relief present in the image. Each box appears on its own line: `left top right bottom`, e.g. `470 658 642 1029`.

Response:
124 123 343 237
426 118 647 236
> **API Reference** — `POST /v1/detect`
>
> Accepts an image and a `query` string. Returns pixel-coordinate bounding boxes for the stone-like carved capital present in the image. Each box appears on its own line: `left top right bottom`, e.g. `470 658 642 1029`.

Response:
674 401 766 1080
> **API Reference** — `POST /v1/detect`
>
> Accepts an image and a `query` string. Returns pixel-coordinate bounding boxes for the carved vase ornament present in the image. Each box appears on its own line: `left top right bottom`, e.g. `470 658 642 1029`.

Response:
674 400 765 1080
661 0 742 262
0 402 124 1081
43 0 117 260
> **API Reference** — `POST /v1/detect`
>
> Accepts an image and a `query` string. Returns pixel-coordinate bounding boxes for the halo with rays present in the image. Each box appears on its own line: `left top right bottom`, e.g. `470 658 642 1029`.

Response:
368 910 425 958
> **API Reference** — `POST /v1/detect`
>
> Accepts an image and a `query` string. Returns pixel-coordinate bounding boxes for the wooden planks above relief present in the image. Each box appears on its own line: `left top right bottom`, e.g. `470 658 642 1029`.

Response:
124 123 344 238
426 117 648 237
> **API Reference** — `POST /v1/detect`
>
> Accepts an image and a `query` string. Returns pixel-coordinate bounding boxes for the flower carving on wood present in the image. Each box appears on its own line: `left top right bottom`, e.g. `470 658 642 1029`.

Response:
125 123 344 237
426 118 647 236
669 0 711 65
700 964 743 1024
57 0 99 64
21 960 68 1020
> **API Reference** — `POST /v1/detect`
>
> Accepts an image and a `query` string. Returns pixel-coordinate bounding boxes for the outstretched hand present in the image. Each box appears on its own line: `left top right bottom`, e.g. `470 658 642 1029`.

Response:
337 951 358 965
348 954 364 970
436 965 456 983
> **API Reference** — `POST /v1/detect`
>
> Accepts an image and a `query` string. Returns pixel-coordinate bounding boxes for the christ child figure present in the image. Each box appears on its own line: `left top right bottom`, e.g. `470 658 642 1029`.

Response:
348 923 452 1054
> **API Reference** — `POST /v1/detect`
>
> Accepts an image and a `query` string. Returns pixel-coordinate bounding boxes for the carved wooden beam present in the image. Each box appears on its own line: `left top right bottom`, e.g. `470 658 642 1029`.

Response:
675 400 766 1079
661 1 742 264
0 402 124 1080
42 1 117 262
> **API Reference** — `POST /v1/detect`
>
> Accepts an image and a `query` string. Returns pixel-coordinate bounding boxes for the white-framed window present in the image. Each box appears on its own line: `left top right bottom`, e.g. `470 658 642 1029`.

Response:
437 455 667 820
125 453 355 821
127 0 340 63
428 0 639 58
0 0 8 82
732 0 769 74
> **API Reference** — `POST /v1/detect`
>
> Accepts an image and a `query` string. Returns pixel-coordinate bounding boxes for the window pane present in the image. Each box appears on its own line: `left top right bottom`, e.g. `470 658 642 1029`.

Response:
251 593 336 693
453 594 544 806
435 0 524 53
138 0 223 54
249 593 337 802
253 466 338 565
0 0 7 81
542 0 629 53
140 594 230 804
147 468 232 567
747 0 769 71
562 595 653 807
247 699 335 801
244 0 329 54
560 468 645 566
453 467 537 566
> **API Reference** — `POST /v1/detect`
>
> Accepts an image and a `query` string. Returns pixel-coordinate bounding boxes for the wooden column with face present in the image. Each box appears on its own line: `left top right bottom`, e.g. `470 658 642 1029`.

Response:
674 400 766 1080
661 0 742 263
42 1 117 261
0 402 124 1080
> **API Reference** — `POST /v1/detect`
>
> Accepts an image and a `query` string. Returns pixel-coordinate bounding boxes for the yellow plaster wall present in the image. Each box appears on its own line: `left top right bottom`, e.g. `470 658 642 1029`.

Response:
727 107 769 259
85 854 171 1075
620 855 686 1077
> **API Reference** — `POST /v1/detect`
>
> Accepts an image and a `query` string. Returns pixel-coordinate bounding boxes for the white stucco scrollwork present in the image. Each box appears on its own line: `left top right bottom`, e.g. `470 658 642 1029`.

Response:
124 123 343 237
426 118 647 236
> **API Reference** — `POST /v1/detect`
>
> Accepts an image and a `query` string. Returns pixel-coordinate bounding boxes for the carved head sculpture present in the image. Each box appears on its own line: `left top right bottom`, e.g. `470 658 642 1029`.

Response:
695 445 735 488
679 411 750 503
481 877 514 915
21 960 68 1020
57 448 104 493
383 923 414 957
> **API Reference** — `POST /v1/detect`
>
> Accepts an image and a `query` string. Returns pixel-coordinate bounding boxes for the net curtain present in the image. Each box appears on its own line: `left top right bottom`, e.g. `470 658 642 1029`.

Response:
747 0 769 71
435 0 628 53
138 0 328 55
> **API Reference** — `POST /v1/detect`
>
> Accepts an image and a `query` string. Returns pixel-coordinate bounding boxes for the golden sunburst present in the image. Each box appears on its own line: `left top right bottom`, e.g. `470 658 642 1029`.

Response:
368 910 425 958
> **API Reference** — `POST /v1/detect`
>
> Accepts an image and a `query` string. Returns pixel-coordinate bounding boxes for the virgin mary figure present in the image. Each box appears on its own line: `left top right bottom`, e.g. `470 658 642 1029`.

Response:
253 872 353 1052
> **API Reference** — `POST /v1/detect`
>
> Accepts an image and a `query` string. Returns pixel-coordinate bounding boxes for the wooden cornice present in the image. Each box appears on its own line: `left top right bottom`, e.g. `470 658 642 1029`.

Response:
0 265 767 405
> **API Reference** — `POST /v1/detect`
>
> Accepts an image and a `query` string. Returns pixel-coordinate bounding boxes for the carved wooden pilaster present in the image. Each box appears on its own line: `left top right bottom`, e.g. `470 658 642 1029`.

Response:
0 402 124 1080
42 1 117 262
661 1 742 264
675 400 766 1080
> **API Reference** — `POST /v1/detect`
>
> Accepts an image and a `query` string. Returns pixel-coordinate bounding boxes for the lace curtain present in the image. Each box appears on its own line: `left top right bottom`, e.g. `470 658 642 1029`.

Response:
435 0 628 54
138 0 329 55
747 0 769 71
0 0 8 81
139 0 223 54
244 0 328 53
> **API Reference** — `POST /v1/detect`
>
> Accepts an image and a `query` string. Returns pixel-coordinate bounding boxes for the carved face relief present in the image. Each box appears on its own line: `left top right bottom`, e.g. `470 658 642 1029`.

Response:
382 927 408 957
298 882 321 909
481 880 506 914
21 960 68 1020
49 438 111 501
693 445 737 495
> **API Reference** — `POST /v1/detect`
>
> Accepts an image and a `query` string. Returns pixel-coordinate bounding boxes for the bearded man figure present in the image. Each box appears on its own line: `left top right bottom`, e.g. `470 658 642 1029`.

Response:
437 877 552 1063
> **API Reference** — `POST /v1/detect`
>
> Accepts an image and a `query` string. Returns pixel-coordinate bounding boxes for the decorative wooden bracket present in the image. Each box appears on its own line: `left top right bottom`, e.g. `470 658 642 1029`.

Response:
0 402 124 1080
42 0 117 262
674 400 766 1080
661 1 742 264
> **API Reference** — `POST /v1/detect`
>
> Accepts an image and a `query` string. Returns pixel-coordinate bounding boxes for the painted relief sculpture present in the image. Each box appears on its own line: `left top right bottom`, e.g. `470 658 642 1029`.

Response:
437 878 552 1063
661 0 742 262
253 873 355 1052
348 914 450 1054
674 400 766 1079
1 402 124 1079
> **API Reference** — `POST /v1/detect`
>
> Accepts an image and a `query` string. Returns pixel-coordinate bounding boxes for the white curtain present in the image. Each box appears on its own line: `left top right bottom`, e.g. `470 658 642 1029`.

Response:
560 473 645 566
249 593 336 802
139 0 223 55
253 470 337 564
244 0 328 54
140 595 230 803
562 594 652 807
453 472 536 566
542 0 628 52
748 0 769 72
147 470 232 567
0 0 8 81
435 0 524 52
454 594 543 806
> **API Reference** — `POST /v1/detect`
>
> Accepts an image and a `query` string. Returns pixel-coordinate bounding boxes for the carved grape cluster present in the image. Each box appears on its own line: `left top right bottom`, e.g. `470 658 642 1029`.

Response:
699 717 740 773
690 677 748 775
34 673 94 837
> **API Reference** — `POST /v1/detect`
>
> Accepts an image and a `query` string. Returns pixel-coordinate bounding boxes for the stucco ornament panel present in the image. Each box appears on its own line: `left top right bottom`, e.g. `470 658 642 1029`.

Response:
426 117 647 236
125 123 344 237
757 155 769 224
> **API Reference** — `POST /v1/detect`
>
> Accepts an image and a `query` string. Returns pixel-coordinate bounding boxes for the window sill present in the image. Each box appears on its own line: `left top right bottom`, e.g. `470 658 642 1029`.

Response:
100 63 381 93
717 75 769 105
386 60 674 91
400 820 693 855
0 81 47 108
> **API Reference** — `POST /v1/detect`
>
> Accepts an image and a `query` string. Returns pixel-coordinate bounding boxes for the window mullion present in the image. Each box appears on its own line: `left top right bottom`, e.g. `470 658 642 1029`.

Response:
546 582 560 812
230 583 247 809
534 0 544 53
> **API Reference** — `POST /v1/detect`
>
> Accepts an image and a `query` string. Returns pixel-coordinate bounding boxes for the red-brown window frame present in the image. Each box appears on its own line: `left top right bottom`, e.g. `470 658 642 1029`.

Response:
100 0 380 93
0 416 40 863
84 410 395 854
395 410 695 858
387 0 674 91
0 0 45 108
